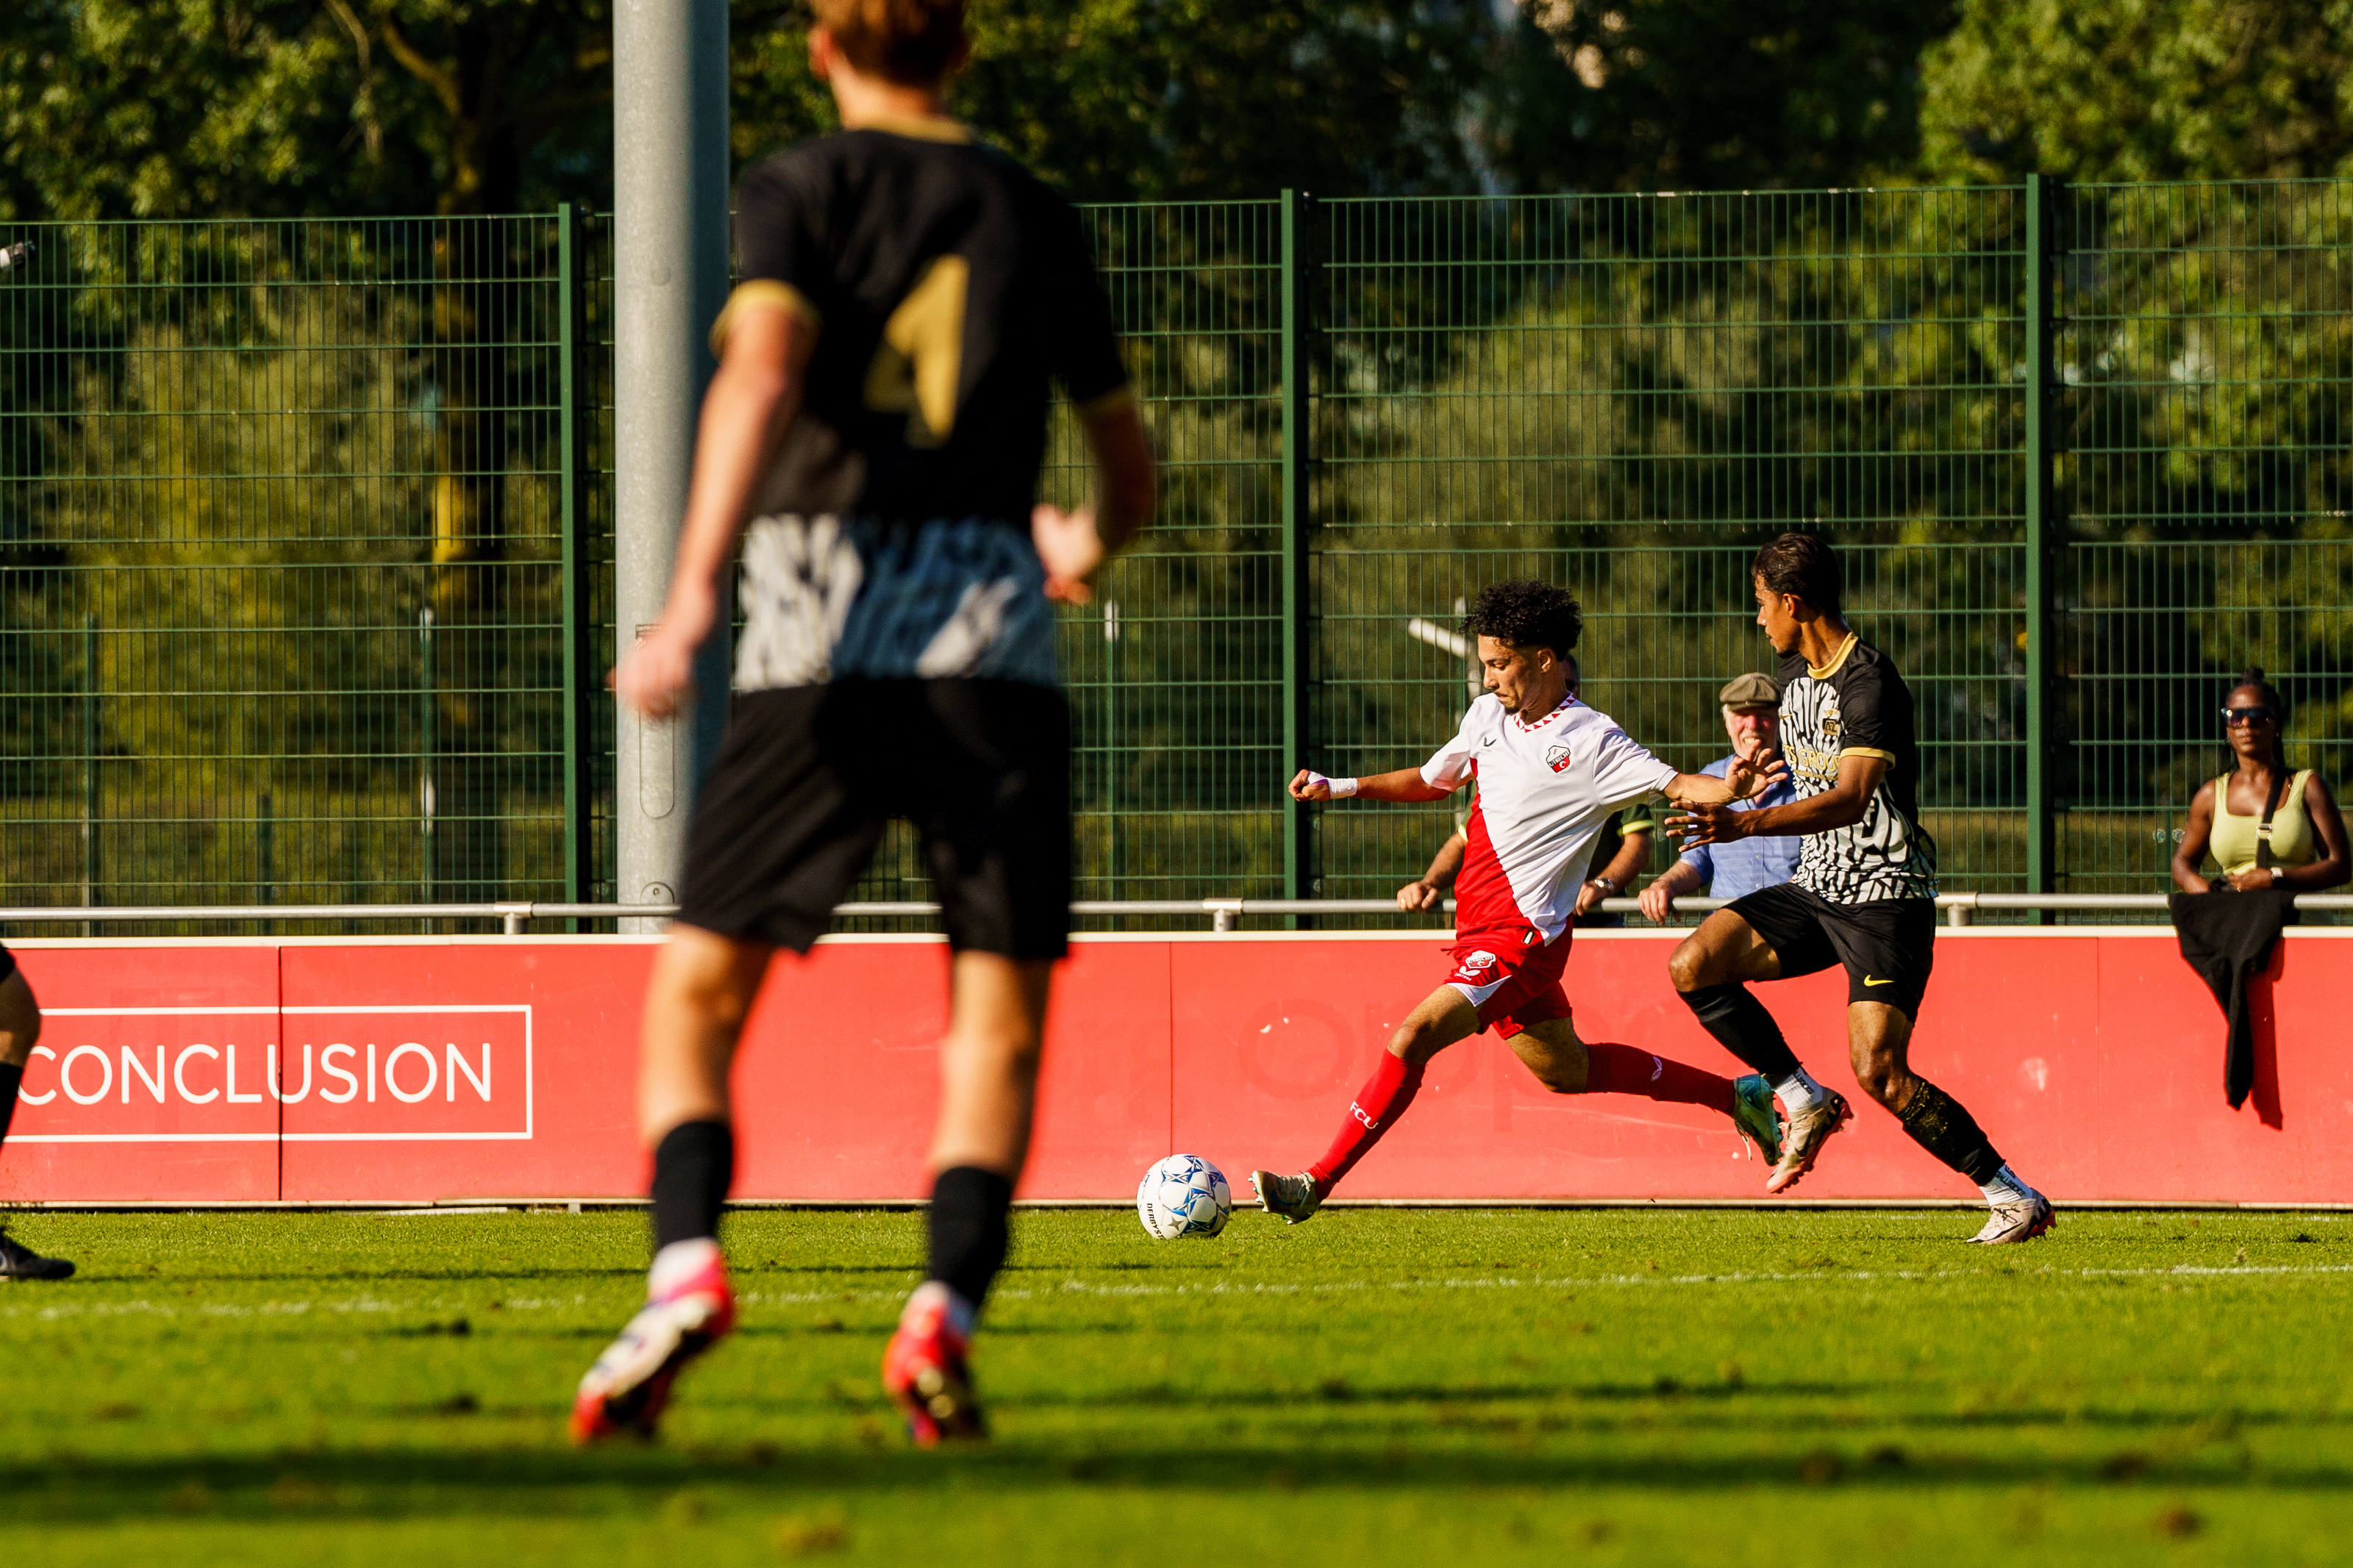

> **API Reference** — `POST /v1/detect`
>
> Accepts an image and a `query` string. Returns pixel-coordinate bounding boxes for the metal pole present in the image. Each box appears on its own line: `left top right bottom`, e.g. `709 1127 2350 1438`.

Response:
615 0 732 933
82 614 97 937
2024 176 2060 912
557 204 589 921
421 606 436 931
1279 190 1315 923
258 790 274 909
1104 600 1120 910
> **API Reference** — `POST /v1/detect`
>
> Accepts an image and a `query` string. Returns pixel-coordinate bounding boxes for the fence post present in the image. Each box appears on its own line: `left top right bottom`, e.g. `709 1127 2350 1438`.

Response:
2024 176 2060 906
82 614 97 936
1280 190 1315 919
557 204 591 922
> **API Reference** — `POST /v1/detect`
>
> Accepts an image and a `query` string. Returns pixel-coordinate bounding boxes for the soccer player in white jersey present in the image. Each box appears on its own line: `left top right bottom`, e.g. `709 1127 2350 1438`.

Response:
1251 581 1786 1222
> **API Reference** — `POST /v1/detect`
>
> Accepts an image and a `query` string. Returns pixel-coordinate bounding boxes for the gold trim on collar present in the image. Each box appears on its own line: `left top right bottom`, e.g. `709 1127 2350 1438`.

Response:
1807 631 1860 681
850 113 974 144
710 280 822 357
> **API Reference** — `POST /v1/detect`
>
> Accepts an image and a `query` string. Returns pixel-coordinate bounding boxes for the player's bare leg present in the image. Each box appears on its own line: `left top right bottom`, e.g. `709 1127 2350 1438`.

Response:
885 953 1054 1446
1504 1017 1784 1162
574 927 771 1443
1253 986 1479 1224
1846 1001 2052 1244
0 968 71 1281
1669 909 1847 1189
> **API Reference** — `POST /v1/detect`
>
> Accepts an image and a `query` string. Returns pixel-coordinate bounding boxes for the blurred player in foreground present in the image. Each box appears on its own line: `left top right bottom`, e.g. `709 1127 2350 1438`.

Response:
0 958 71 1278
1666 534 2052 1241
1253 581 1787 1223
0 239 65 1279
574 0 1152 1445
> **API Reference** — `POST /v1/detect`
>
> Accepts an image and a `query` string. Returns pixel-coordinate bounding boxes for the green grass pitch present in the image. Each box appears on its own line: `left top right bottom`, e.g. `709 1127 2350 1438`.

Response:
3 1206 2349 1564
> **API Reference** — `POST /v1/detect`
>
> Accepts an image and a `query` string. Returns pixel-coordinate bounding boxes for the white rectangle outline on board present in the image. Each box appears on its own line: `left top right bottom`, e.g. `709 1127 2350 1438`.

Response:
13 1005 532 1144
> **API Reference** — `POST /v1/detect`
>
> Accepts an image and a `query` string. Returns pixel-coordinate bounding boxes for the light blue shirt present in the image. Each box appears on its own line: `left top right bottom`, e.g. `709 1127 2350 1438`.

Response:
1676 755 1802 900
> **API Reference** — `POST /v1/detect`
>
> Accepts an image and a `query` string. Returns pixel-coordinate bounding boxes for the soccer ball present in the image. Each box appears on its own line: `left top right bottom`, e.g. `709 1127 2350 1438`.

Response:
1136 1153 1233 1239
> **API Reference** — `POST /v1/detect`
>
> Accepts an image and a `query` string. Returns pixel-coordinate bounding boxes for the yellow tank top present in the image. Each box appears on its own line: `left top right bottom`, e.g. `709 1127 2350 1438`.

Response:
2208 769 2317 876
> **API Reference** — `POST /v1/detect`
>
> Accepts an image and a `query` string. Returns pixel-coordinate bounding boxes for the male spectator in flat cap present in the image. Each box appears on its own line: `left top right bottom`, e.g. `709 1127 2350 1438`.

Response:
1638 673 1800 923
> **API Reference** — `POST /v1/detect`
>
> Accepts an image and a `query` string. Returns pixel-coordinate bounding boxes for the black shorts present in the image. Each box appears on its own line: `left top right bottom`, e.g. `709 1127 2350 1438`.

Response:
1727 882 1935 1017
676 679 1070 959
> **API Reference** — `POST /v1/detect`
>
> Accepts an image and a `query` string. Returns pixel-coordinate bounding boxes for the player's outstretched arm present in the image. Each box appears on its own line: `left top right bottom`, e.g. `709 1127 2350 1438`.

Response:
1290 766 1449 804
613 300 813 720
1399 831 1467 910
1667 753 1885 846
1658 747 1788 809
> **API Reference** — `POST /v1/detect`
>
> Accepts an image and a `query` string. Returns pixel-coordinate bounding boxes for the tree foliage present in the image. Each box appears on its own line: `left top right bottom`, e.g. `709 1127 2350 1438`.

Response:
0 0 616 222
1919 0 2353 184
1479 0 1954 194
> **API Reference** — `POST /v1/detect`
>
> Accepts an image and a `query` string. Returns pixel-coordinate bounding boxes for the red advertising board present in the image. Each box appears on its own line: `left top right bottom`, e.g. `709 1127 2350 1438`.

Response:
1 928 2348 1206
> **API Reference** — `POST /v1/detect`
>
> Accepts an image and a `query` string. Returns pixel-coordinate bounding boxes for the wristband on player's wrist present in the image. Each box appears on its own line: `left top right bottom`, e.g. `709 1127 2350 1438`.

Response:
1306 772 1359 799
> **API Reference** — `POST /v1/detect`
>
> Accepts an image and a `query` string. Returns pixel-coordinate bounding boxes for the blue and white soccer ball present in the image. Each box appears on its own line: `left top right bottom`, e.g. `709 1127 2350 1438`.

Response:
1136 1153 1233 1239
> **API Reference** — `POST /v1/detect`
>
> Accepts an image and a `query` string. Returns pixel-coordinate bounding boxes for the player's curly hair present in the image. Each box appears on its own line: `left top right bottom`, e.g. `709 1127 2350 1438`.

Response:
813 0 968 85
1462 580 1582 660
1751 532 1843 614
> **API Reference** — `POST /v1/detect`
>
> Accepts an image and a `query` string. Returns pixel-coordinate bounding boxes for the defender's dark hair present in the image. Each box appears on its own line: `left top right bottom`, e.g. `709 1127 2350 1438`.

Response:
2229 666 2290 772
1463 581 1582 661
1751 533 1843 614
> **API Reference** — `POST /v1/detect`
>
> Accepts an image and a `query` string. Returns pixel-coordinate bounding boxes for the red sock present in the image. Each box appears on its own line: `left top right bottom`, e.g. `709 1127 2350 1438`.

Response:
1306 1052 1424 1192
1582 1042 1735 1114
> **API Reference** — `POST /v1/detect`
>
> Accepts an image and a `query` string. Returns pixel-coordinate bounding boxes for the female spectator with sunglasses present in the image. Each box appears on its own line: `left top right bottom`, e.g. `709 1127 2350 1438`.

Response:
2171 669 2350 894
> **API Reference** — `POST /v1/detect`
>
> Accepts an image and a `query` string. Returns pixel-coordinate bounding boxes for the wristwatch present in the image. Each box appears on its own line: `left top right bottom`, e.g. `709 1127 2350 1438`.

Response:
1590 876 1621 895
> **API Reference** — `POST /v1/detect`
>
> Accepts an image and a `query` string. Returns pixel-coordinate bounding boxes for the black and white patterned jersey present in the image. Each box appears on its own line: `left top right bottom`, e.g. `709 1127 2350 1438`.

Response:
1775 633 1938 903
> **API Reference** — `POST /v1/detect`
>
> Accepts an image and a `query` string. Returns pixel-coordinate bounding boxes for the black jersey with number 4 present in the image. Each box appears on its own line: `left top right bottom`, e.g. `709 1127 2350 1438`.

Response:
718 118 1131 692
724 117 1130 526
1775 633 1938 903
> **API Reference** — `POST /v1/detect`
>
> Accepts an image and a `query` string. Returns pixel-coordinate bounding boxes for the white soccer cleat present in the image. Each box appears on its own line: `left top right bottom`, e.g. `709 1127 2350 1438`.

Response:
1250 1169 1324 1225
1966 1192 2055 1245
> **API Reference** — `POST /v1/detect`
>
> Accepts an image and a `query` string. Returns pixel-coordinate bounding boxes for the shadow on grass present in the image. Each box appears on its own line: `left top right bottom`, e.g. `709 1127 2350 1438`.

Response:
10 1436 2349 1528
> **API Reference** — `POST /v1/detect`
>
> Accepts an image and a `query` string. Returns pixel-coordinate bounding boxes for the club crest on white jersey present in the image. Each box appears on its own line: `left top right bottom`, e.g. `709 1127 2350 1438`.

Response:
1420 692 1679 942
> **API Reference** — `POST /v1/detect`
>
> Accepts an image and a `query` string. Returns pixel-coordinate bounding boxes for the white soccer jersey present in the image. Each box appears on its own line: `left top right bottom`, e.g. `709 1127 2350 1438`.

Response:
1420 692 1679 942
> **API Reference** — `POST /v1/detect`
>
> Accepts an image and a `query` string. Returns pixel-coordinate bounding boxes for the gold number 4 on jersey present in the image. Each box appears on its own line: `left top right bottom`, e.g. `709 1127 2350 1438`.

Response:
863 255 968 448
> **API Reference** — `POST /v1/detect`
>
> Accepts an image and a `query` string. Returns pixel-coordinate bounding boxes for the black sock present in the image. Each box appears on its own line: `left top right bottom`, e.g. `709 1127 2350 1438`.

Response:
927 1165 1013 1309
0 1062 18 1148
649 1120 734 1250
1897 1078 2002 1184
1678 984 1802 1081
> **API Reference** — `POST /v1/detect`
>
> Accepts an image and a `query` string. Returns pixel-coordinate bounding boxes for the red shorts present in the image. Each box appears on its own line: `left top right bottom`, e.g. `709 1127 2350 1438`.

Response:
1445 926 1572 1038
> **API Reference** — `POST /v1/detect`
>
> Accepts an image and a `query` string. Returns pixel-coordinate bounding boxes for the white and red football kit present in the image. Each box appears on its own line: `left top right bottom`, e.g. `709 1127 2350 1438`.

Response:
1419 691 1678 1036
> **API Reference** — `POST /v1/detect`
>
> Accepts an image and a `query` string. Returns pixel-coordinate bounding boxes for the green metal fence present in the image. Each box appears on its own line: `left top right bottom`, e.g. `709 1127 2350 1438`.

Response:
0 182 2340 927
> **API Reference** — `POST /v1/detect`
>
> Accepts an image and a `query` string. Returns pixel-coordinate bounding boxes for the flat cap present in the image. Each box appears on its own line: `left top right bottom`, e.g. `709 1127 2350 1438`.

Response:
1718 672 1780 710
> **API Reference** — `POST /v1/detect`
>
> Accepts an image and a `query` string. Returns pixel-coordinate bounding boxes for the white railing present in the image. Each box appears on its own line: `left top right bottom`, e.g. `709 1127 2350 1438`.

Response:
4 892 2350 935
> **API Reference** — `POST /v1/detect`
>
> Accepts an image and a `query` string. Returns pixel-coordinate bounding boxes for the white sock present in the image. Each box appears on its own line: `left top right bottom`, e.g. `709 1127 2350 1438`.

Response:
647 1236 722 1299
1977 1164 2034 1207
901 1278 978 1338
1772 1067 1828 1113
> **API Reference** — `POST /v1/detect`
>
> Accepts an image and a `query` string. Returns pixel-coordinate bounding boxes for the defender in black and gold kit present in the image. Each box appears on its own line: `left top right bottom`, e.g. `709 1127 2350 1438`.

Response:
574 0 1155 1447
1665 534 2052 1244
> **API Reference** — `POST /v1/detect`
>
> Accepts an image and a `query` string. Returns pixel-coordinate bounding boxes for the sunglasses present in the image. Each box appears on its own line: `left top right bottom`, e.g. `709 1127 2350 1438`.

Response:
2221 706 2279 726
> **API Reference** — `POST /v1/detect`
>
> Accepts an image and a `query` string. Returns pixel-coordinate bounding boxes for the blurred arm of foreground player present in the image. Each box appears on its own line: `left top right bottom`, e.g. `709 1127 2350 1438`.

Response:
1034 398 1155 606
613 301 813 722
